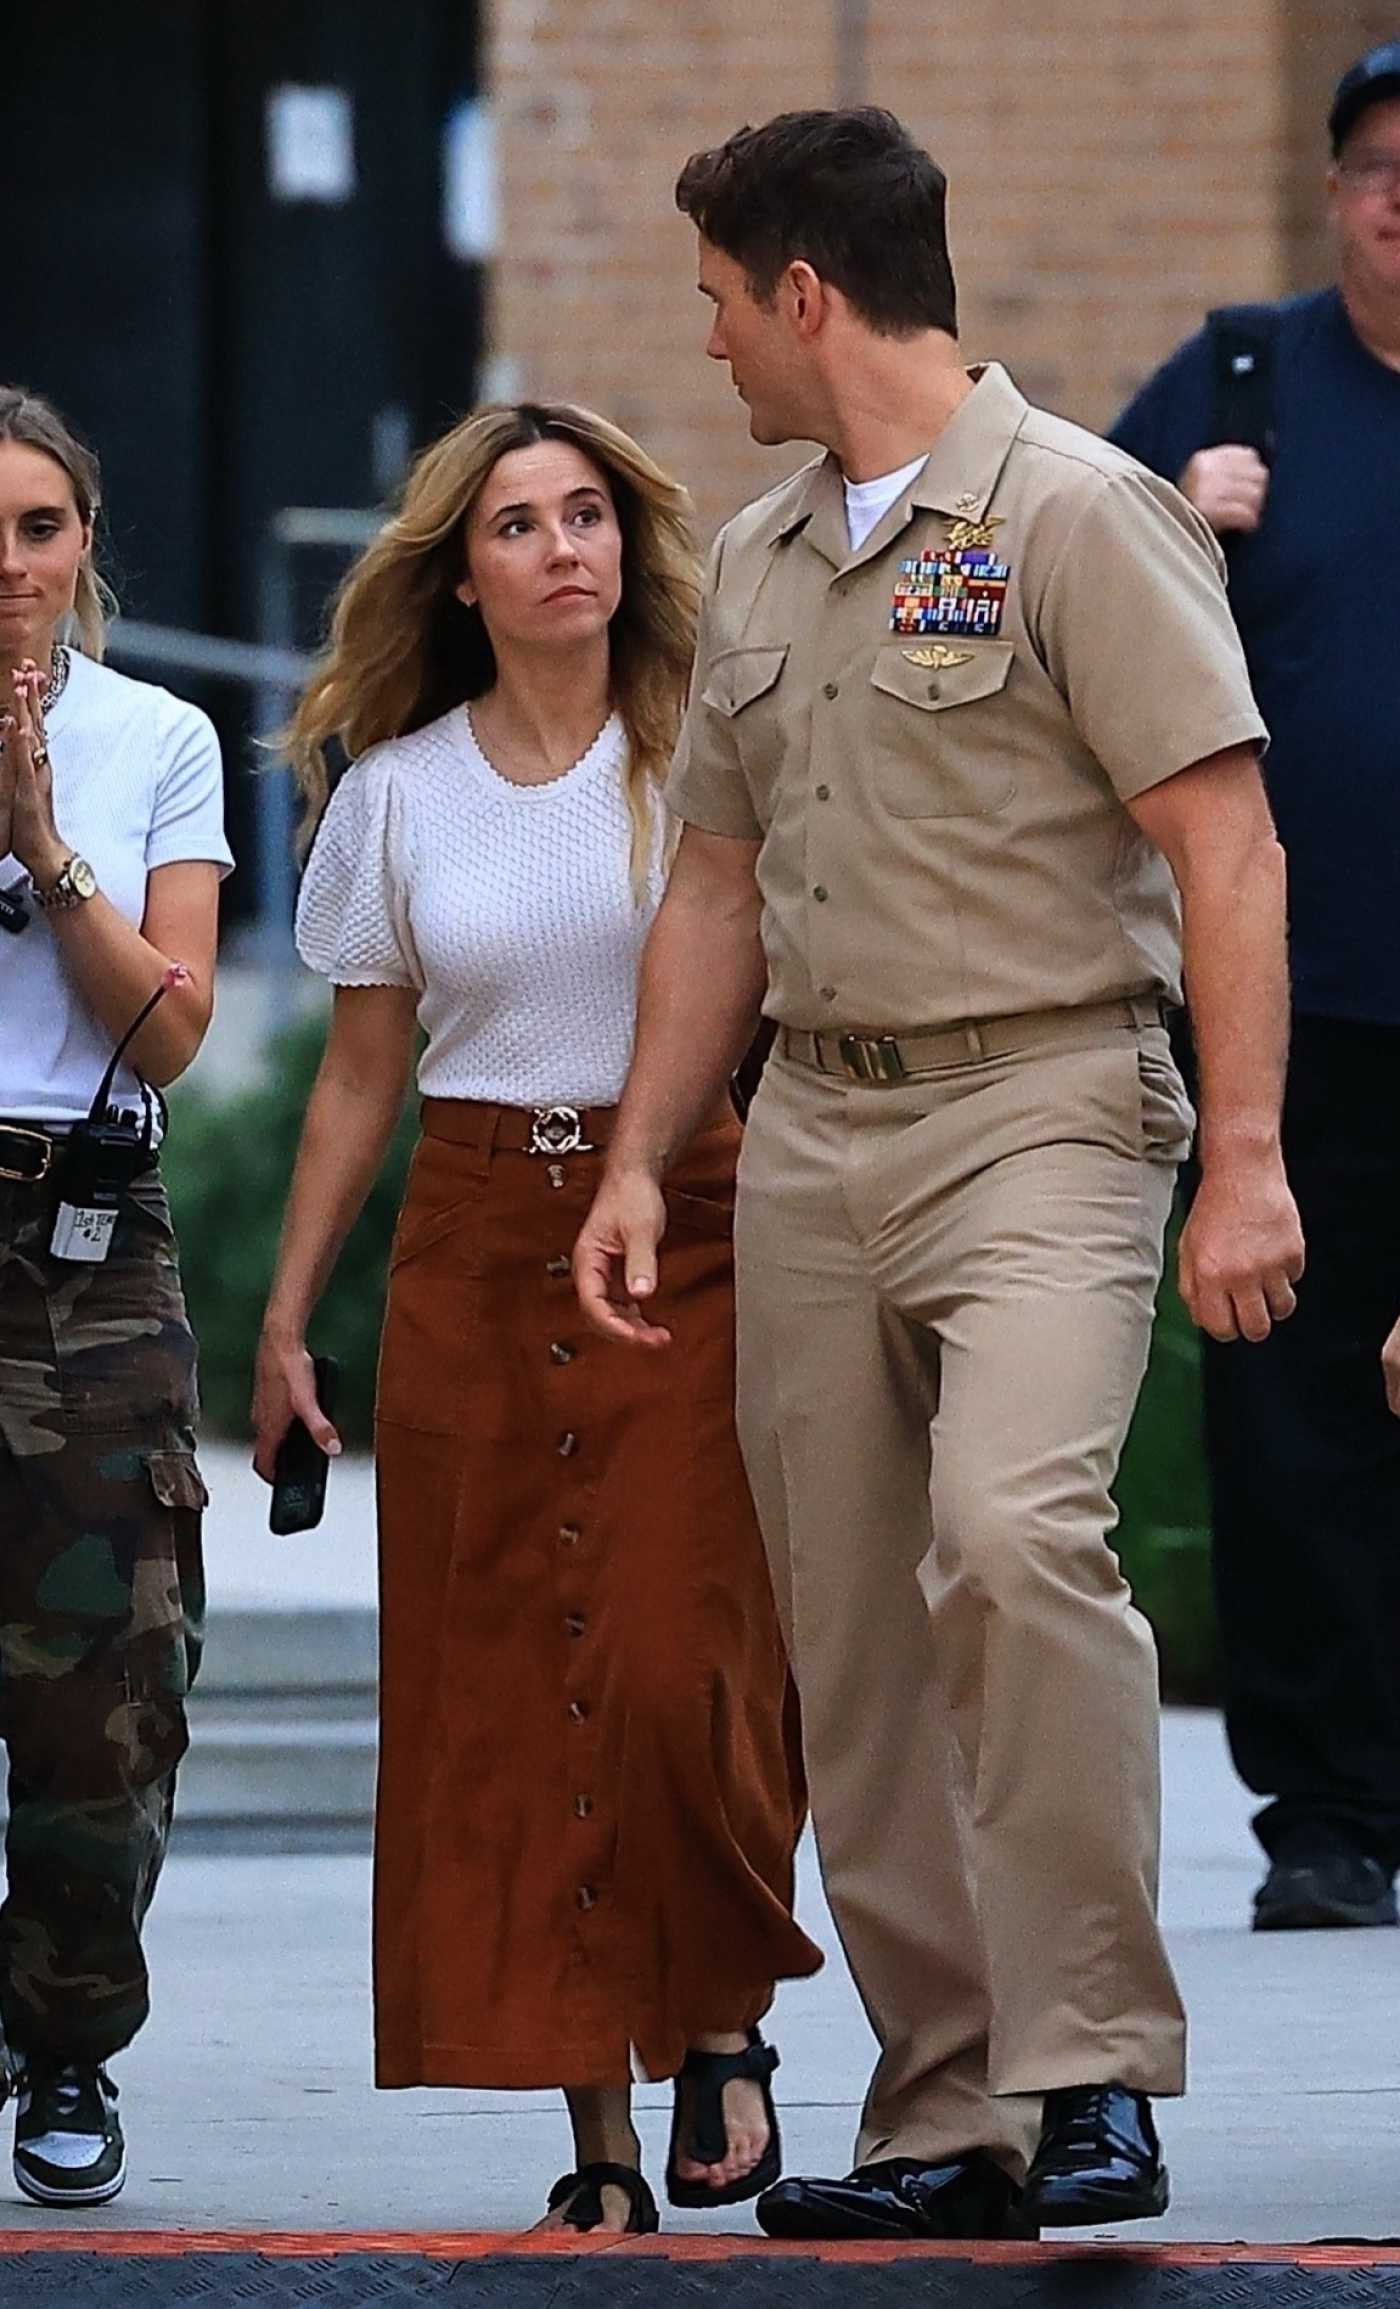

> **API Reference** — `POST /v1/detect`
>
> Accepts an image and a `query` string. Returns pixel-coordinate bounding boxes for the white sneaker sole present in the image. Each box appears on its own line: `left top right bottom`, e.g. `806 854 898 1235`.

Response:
13 2152 126 2207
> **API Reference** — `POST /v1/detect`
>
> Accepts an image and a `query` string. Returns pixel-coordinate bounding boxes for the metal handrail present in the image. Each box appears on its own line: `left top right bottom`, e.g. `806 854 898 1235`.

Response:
107 620 313 692
102 505 388 1024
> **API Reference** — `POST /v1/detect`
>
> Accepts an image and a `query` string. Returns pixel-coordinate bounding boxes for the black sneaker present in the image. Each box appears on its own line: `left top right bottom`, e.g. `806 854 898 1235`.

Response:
13 2061 125 2206
1253 1849 1398 1931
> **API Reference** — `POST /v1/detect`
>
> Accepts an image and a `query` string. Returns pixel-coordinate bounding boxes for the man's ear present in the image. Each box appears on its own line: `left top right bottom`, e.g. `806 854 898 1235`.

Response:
780 260 826 339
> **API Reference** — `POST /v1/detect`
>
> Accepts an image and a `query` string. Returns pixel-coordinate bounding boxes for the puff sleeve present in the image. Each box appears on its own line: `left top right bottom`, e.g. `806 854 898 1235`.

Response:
294 755 422 989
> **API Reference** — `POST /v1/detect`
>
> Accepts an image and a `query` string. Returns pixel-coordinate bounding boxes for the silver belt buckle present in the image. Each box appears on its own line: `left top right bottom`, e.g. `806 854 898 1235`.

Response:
527 1105 595 1156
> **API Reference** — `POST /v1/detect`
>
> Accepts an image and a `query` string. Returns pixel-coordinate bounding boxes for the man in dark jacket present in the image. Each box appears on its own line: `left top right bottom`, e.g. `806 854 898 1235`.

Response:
1111 42 1400 1934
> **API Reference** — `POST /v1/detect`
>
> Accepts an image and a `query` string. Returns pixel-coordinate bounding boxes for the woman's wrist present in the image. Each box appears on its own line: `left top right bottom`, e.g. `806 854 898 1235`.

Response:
260 1306 310 1351
25 835 74 891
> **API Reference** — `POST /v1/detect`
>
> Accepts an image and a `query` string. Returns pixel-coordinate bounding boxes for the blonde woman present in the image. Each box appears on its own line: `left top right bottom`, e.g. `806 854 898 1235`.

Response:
251 403 820 2234
0 387 227 2205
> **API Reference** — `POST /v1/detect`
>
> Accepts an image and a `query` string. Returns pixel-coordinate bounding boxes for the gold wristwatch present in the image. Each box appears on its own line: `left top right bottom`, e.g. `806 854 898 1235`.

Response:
32 855 98 912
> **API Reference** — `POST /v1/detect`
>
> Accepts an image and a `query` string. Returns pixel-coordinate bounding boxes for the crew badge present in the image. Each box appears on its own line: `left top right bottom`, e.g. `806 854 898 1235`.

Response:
891 513 1010 639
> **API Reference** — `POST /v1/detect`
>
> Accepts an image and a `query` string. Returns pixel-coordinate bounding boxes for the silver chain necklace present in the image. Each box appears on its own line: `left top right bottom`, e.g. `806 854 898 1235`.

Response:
44 644 72 709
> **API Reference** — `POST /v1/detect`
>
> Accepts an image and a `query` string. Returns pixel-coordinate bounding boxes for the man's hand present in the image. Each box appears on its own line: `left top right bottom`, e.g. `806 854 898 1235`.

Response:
1383 1317 1400 1418
1178 1149 1304 1342
574 1165 674 1349
1178 444 1270 536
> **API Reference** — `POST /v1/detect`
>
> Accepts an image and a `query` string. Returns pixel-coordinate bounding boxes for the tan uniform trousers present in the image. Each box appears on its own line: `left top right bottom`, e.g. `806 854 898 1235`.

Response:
733 1011 1192 2181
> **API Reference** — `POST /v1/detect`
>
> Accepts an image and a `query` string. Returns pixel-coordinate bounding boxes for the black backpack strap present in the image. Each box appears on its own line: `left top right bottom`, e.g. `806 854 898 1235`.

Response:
1206 303 1281 463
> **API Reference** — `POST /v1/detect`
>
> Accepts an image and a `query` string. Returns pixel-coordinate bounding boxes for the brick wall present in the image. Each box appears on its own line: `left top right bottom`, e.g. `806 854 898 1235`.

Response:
1283 2 1398 289
489 0 1384 538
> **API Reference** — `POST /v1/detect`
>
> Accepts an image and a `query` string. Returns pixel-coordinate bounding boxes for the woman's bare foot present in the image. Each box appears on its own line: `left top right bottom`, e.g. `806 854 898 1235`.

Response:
530 2179 639 2234
534 2086 648 2233
671 2032 771 2192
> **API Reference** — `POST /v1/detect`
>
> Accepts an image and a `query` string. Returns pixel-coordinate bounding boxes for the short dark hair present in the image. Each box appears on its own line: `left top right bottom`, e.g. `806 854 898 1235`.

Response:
676 107 957 339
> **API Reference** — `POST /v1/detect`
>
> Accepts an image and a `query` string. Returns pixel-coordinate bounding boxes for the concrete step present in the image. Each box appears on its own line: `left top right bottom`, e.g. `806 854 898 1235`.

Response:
197 1605 378 1697
178 1605 378 1845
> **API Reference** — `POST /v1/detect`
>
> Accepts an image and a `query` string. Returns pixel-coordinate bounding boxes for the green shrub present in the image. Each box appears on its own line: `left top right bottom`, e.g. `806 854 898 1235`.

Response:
162 1015 415 1450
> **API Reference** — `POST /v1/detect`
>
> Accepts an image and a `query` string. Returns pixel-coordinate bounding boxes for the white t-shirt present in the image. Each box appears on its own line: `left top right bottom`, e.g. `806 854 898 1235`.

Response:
0 650 233 1126
295 706 664 1108
843 454 929 549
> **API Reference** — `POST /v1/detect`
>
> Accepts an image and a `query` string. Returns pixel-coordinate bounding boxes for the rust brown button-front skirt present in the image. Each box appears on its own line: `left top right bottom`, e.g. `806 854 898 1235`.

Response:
372 1100 822 2090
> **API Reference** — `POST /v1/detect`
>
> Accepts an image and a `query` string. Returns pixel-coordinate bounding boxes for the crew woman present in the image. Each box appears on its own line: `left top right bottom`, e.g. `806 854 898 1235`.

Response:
0 386 229 2205
252 401 820 2235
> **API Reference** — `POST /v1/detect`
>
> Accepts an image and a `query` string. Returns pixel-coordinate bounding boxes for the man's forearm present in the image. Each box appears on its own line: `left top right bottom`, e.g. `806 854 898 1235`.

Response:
610 866 766 1176
1182 828 1289 1165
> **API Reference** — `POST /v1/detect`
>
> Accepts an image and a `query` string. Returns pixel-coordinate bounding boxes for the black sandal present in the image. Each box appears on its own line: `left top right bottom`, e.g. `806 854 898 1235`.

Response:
665 2029 782 2208
545 2161 660 2234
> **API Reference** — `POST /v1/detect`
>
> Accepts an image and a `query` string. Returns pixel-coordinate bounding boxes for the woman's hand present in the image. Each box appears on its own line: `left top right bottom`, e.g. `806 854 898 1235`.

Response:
0 697 13 860
251 1327 343 1484
2 658 69 884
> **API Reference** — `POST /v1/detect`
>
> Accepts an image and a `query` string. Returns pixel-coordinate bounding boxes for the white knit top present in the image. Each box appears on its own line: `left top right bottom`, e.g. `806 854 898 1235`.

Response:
294 706 665 1106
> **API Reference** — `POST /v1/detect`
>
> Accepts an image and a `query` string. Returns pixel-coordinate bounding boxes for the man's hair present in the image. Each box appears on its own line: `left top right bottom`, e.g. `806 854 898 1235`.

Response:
676 107 957 339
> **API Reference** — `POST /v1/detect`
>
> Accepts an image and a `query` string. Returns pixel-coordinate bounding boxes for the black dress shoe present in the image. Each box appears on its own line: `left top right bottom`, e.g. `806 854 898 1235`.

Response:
1023 2085 1168 2226
1253 1849 1398 1931
756 2150 1034 2241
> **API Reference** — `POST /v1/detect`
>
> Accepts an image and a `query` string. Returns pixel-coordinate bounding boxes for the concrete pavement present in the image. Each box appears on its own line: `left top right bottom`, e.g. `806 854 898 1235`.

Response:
0 1713 1396 2242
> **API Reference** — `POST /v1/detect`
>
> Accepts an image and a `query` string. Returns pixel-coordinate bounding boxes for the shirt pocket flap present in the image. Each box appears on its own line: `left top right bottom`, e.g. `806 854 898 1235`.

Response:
869 640 1014 713
145 1449 210 1514
702 645 790 717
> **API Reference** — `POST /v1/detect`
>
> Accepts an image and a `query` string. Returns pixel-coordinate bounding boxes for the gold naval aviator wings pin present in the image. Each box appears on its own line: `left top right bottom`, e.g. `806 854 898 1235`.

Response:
902 643 975 669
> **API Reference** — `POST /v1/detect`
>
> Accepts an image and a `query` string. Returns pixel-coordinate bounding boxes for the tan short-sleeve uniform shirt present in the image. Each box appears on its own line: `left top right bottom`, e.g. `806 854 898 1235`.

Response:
666 363 1267 1032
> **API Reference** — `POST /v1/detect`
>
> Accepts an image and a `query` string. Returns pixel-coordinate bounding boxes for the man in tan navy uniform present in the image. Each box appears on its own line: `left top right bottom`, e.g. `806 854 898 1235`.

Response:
576 108 1303 2241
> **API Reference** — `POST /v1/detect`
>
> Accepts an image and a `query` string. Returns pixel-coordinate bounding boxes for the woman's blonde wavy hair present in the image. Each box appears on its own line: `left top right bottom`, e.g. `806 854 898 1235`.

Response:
285 401 702 889
0 386 118 657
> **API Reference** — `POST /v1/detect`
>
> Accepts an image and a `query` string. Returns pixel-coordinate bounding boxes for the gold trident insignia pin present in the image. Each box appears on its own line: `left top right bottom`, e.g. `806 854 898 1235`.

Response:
944 510 1005 552
902 644 974 670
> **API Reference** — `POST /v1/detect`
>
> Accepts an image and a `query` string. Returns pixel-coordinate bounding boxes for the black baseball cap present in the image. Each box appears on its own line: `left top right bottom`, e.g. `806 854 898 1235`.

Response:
1329 41 1400 155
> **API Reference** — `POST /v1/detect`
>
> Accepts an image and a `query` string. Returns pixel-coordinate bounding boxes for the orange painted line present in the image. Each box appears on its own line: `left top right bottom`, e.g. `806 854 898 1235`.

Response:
2 2231 1400 2265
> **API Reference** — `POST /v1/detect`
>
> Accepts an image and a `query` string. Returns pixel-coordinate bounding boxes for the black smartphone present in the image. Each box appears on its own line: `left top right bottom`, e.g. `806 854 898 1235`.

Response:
269 1354 340 1536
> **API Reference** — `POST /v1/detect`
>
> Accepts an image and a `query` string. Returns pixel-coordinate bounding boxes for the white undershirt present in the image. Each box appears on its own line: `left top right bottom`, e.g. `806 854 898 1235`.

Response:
843 454 929 549
295 707 665 1108
0 651 232 1126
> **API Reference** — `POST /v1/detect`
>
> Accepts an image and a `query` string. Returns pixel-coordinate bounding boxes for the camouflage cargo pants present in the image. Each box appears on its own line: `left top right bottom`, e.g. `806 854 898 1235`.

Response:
0 1164 205 2064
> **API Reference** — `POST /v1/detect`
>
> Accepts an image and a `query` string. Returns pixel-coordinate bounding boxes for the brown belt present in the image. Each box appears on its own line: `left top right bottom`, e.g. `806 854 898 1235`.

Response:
421 1098 619 1155
778 996 1166 1085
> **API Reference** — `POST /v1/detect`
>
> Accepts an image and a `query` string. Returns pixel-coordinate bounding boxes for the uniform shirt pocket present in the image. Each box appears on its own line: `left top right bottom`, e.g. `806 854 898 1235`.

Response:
702 644 789 717
699 644 790 816
868 640 1017 819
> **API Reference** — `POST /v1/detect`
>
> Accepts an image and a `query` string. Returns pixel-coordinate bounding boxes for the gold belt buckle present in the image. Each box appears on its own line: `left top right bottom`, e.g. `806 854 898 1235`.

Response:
0 1125 53 1182
837 1035 908 1085
526 1105 595 1156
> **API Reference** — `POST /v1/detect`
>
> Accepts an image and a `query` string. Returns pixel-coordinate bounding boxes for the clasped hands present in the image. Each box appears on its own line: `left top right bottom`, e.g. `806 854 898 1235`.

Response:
0 659 68 883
